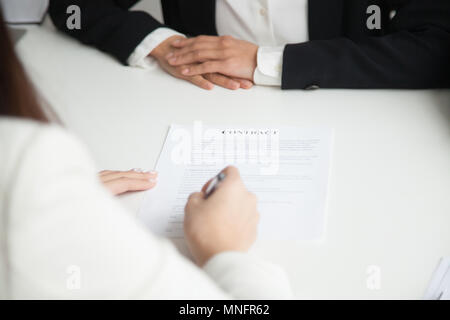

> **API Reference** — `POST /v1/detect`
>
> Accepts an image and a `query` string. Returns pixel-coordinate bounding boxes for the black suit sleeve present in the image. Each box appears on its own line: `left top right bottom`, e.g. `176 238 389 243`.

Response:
48 0 163 64
282 0 450 89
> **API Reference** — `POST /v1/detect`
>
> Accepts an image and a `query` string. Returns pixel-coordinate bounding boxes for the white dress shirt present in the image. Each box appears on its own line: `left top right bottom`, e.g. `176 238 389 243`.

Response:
128 0 309 86
0 118 292 299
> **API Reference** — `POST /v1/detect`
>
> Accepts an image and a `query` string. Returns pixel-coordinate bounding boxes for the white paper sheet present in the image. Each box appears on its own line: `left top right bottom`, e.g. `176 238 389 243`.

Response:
139 124 333 241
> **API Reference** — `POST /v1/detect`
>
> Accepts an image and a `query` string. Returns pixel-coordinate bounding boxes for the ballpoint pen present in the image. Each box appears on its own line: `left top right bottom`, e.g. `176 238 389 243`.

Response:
204 172 226 198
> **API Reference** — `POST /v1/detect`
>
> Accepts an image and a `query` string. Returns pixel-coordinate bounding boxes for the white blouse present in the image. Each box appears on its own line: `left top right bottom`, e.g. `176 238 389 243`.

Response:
0 118 292 299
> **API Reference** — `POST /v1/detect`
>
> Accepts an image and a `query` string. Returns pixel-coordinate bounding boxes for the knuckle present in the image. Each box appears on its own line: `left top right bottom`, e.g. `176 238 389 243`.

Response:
220 36 233 47
194 50 203 59
255 210 261 222
187 192 200 202
184 201 192 213
176 49 187 56
246 192 258 206
184 223 196 239
192 42 203 50
224 165 237 174
223 166 240 180
176 65 186 74
222 40 232 48
249 192 257 203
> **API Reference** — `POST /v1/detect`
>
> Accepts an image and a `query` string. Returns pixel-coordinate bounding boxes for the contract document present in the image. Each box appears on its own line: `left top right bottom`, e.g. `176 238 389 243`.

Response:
139 124 333 241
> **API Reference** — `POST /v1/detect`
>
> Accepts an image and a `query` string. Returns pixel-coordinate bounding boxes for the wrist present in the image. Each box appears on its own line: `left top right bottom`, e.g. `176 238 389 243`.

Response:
192 244 247 267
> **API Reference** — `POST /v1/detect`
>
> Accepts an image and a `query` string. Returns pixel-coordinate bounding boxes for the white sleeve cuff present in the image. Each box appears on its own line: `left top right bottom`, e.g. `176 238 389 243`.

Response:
127 27 185 69
203 251 293 299
253 46 284 86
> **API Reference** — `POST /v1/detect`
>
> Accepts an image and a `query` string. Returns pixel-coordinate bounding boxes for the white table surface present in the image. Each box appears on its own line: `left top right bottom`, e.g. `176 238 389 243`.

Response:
16 24 450 299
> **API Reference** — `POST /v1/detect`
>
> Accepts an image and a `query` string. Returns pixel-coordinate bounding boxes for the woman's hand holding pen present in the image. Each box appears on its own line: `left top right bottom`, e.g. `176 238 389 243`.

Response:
99 165 260 267
184 166 260 266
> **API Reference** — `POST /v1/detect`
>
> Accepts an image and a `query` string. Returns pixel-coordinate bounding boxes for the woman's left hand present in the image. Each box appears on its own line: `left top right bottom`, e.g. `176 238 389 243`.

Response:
99 169 158 195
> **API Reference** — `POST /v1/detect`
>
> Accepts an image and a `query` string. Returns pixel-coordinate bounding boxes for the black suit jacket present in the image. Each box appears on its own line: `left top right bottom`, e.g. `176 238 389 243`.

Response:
49 0 450 89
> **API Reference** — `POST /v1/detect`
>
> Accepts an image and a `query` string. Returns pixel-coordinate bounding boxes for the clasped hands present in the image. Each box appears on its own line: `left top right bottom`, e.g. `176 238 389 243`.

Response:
151 35 258 90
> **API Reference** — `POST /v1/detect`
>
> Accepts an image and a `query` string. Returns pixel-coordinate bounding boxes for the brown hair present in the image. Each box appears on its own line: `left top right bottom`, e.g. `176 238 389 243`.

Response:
0 9 48 122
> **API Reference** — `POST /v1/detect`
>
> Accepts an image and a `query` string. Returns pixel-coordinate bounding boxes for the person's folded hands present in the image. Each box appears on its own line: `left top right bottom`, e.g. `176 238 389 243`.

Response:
167 35 259 83
151 35 252 90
